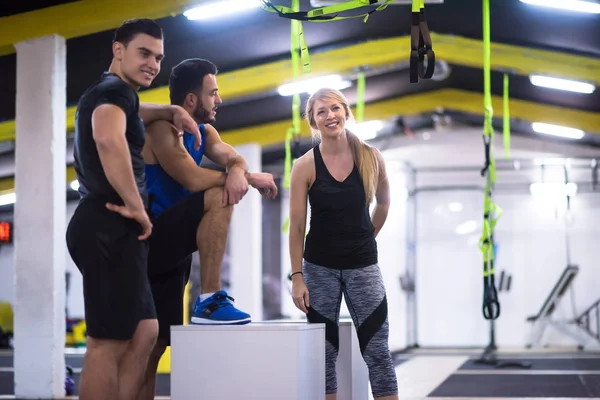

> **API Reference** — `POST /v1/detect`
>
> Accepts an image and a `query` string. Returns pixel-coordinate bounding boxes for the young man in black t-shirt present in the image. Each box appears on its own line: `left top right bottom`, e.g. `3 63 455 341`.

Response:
66 19 199 399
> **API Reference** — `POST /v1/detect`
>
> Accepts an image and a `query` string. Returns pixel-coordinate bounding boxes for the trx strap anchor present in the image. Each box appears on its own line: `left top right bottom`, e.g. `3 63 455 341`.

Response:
410 0 435 83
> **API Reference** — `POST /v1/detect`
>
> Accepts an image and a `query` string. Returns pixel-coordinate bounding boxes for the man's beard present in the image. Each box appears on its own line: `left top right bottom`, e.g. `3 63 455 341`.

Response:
193 104 214 123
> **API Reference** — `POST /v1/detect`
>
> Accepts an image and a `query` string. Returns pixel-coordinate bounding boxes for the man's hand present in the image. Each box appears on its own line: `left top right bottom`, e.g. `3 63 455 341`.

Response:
171 106 201 150
223 167 249 206
105 202 153 240
248 172 278 200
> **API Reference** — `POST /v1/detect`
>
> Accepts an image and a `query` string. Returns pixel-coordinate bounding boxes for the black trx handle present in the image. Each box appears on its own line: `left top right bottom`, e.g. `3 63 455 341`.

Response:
410 5 435 83
482 261 500 320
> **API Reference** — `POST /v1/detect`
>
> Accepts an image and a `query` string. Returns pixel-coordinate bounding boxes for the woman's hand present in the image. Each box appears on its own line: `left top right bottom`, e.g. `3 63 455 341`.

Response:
292 275 310 314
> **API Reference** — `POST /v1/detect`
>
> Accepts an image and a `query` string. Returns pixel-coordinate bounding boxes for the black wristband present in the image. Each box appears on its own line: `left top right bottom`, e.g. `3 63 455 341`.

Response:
290 271 303 278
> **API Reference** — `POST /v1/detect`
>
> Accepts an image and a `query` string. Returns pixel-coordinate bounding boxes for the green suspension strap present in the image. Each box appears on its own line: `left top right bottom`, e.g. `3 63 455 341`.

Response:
478 0 502 321
503 73 511 159
356 71 366 123
282 0 307 234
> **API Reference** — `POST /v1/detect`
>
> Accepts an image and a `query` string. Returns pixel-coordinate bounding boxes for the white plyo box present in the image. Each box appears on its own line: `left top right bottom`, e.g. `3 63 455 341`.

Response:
336 319 369 400
257 319 370 400
171 322 326 400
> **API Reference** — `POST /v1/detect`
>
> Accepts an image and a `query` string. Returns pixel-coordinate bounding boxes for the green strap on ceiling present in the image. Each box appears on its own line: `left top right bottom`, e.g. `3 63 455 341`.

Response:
259 0 394 22
260 0 394 72
356 72 366 122
284 0 304 191
478 0 502 321
503 73 511 159
282 0 307 234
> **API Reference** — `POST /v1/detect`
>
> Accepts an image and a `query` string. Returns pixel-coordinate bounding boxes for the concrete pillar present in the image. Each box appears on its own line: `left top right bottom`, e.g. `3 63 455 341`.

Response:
14 34 66 398
280 187 305 319
229 143 263 321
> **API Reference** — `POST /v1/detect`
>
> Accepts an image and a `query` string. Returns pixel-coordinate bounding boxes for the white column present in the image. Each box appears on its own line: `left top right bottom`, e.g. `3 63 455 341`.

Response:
14 34 66 398
229 143 263 321
280 187 305 319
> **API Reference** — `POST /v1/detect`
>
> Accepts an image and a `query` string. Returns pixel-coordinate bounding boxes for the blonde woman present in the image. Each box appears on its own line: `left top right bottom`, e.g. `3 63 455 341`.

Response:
288 88 398 400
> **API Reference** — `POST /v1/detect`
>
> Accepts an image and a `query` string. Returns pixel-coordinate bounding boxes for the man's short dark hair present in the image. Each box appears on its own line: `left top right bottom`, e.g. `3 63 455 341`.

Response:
169 58 219 106
113 18 163 46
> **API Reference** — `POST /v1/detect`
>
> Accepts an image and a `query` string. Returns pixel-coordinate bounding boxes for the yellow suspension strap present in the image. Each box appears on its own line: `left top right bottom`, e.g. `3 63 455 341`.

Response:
356 71 366 123
503 73 511 159
478 0 502 321
282 0 307 234
410 0 435 83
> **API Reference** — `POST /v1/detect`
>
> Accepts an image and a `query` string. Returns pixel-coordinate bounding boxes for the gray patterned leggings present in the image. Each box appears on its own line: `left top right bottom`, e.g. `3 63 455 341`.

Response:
302 260 398 398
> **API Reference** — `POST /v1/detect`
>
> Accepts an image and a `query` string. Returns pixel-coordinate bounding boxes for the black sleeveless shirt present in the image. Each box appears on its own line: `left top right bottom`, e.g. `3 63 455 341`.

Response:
303 145 378 269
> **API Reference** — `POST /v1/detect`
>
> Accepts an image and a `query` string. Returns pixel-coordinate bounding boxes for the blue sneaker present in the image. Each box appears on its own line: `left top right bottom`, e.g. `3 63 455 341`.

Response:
190 290 251 325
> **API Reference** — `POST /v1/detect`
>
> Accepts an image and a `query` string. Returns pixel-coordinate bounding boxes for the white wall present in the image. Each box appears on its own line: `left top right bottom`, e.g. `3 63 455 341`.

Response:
413 167 600 349
0 201 84 319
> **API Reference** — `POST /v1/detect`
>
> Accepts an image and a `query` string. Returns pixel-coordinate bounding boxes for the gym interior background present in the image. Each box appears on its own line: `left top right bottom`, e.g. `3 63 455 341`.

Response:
1 0 600 398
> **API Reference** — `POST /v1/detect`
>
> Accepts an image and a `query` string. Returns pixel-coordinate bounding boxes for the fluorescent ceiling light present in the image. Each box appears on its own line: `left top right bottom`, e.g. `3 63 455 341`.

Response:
184 0 261 21
520 0 600 13
277 74 352 96
0 193 15 206
532 122 585 140
346 120 384 141
530 182 578 198
530 75 595 94
311 0 443 5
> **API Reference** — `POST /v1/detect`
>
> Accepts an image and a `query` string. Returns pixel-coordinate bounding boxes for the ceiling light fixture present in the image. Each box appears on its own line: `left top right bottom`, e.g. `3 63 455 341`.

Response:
184 0 261 21
277 74 352 96
531 122 585 140
529 75 595 94
520 0 600 14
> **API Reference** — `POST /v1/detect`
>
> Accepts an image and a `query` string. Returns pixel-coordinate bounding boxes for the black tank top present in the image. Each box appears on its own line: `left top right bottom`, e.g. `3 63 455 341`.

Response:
303 145 378 269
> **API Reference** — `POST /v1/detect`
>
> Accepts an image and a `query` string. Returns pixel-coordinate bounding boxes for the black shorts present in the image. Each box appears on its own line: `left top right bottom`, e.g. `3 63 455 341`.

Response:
66 198 156 341
147 191 206 344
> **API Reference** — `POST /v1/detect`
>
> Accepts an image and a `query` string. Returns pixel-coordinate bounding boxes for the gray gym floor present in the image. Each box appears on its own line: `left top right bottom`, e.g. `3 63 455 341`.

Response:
2 349 600 398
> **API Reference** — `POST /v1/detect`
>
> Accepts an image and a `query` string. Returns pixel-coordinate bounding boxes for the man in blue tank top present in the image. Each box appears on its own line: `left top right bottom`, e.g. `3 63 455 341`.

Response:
137 58 278 399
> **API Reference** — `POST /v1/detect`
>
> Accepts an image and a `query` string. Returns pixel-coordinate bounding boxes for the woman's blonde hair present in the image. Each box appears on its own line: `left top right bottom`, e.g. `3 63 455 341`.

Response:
305 88 379 205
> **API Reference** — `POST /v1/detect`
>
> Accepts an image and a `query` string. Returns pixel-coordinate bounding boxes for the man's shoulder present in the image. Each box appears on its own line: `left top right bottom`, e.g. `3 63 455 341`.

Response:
147 119 178 136
79 73 134 105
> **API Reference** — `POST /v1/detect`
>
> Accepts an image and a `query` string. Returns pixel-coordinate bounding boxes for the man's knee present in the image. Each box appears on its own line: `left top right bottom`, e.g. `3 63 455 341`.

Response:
131 319 159 355
204 187 233 215
85 336 130 364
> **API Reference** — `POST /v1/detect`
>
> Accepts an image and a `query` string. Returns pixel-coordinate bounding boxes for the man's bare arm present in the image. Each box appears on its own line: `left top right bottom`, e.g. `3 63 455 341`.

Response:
92 104 145 211
146 120 227 192
203 124 248 173
139 103 201 149
371 148 390 238
138 103 177 126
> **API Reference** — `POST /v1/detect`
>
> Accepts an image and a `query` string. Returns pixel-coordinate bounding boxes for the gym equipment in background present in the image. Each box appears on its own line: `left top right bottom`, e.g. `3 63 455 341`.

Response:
0 301 13 349
525 266 590 348
526 164 598 349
